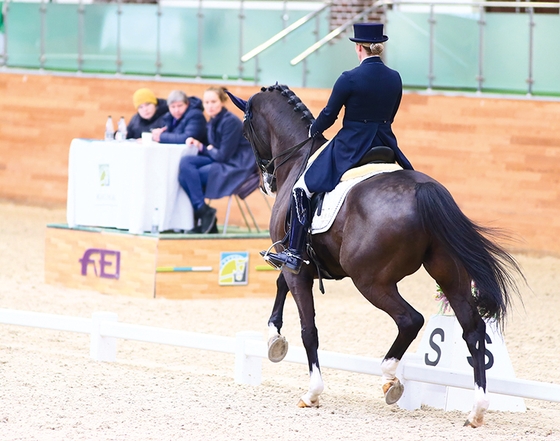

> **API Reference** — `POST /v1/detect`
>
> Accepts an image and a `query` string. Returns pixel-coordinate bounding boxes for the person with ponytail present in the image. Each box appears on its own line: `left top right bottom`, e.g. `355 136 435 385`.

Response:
266 22 415 274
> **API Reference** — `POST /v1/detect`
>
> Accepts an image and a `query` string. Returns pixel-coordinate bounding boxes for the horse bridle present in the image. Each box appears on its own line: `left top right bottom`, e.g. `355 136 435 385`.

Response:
243 96 313 191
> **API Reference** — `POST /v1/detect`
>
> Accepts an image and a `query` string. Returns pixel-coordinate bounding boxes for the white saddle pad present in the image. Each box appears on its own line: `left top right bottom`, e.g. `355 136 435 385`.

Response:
311 163 402 235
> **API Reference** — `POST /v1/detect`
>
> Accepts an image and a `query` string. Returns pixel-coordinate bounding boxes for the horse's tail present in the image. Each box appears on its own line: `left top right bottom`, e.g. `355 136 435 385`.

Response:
415 181 523 324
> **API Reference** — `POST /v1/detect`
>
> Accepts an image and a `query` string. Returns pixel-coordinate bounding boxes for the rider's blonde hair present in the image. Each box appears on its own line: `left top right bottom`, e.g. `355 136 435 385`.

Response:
360 42 384 56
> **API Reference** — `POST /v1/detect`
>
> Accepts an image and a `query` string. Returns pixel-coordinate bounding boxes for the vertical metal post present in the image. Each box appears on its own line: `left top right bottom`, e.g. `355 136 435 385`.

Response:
254 55 259 85
39 0 46 70
282 0 288 30
196 0 204 78
476 5 485 93
314 11 320 42
156 1 162 77
302 57 307 88
116 0 122 74
527 7 535 96
238 0 245 80
427 3 435 91
2 0 10 67
77 0 84 73
382 1 389 64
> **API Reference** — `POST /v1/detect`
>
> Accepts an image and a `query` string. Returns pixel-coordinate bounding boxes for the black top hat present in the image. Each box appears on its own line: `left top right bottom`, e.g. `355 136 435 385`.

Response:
349 23 388 43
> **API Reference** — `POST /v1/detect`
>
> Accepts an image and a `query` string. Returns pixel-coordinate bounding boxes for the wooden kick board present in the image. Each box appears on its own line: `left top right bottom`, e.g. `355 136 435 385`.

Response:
45 225 278 299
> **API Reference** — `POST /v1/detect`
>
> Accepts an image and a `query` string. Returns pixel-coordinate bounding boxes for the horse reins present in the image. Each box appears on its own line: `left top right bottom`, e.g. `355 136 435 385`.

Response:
244 97 314 184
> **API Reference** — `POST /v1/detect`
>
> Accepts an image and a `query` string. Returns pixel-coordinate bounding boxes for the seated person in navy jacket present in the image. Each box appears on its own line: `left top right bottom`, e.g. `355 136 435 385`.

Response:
126 88 168 140
151 90 207 144
178 87 257 234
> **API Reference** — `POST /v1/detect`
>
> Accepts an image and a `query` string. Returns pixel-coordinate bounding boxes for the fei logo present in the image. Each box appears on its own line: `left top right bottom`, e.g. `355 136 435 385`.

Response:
79 248 120 279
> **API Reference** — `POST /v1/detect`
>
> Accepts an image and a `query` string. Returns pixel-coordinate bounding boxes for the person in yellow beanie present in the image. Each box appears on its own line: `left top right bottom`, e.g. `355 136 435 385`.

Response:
126 88 169 139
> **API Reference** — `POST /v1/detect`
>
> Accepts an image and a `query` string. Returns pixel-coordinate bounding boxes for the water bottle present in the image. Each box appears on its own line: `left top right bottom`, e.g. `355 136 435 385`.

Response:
104 116 114 141
151 207 159 234
116 116 127 141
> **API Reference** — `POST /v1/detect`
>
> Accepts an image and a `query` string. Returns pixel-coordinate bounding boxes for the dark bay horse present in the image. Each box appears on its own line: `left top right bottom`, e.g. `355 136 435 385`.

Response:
227 84 523 428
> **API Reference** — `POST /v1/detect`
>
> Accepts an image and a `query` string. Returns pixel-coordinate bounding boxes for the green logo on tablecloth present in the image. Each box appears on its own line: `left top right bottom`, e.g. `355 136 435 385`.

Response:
219 252 248 286
99 164 110 187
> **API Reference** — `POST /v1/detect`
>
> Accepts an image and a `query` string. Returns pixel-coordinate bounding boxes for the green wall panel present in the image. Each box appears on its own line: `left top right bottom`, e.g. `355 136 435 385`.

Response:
484 14 529 92
432 14 478 89
44 3 79 71
385 11 431 88
532 15 560 95
6 3 41 68
82 4 119 73
158 7 198 77
119 4 159 75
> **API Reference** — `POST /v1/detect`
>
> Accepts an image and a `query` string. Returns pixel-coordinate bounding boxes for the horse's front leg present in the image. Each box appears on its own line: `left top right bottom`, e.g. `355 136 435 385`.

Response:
267 273 290 363
287 271 323 408
297 333 323 408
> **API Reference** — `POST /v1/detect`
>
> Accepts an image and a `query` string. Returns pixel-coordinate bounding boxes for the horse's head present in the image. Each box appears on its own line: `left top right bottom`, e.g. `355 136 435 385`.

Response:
227 85 316 196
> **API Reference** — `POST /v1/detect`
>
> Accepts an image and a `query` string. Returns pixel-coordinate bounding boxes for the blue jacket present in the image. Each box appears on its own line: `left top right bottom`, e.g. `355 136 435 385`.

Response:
201 108 257 199
126 98 168 139
306 56 413 193
159 96 207 144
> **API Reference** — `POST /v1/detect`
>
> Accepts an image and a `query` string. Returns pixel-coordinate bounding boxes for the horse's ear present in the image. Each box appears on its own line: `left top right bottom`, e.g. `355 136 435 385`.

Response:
224 89 248 112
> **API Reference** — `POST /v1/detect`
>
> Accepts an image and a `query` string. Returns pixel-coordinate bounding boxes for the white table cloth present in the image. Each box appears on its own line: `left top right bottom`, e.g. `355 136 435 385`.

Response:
67 138 198 234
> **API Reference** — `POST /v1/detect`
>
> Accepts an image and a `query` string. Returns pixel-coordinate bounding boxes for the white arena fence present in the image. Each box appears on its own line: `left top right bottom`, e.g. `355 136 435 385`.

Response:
1 308 559 406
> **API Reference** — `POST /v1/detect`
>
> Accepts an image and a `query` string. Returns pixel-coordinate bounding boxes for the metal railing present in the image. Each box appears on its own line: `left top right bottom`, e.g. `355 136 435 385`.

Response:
240 2 331 84
0 0 328 82
2 0 560 95
289 0 560 94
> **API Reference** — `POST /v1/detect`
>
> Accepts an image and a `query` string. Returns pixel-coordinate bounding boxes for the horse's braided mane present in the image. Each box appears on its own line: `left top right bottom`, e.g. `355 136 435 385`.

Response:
261 84 315 125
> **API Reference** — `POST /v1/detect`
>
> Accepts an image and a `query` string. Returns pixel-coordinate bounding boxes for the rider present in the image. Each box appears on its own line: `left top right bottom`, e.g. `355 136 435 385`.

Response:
266 22 414 274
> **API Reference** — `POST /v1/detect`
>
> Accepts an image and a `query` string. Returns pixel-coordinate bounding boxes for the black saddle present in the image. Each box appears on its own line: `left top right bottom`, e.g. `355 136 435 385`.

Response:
356 145 395 167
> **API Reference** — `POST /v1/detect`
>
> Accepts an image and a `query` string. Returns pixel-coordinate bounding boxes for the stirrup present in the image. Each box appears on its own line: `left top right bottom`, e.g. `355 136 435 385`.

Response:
260 246 309 274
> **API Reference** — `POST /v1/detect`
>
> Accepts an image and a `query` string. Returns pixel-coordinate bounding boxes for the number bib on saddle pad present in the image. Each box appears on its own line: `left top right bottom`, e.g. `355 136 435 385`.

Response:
311 163 402 235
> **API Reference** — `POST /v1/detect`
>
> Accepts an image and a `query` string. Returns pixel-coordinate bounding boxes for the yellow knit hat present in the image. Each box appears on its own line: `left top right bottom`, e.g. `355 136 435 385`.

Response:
133 88 157 108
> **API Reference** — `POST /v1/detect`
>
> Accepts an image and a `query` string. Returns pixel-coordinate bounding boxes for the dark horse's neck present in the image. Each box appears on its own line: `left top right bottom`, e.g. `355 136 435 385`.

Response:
252 84 326 191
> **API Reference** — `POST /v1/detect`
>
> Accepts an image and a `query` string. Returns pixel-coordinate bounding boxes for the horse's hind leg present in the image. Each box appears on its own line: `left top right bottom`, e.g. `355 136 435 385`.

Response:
435 278 488 427
267 273 289 363
354 281 424 405
425 259 489 427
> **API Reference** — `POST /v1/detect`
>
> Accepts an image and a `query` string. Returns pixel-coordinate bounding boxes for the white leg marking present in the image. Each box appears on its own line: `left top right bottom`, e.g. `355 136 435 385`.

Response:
300 364 324 406
380 358 399 384
268 323 280 340
466 386 489 427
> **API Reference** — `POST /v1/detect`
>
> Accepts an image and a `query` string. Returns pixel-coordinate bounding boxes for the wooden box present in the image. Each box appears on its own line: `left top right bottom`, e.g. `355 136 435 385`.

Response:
45 225 278 299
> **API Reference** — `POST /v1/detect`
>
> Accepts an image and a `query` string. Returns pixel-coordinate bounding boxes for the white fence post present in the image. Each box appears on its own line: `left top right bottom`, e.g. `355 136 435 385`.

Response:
90 312 118 362
234 331 263 386
397 353 424 410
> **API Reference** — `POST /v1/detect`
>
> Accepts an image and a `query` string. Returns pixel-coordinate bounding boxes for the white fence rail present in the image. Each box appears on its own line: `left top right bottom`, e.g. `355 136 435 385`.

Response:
1 308 559 405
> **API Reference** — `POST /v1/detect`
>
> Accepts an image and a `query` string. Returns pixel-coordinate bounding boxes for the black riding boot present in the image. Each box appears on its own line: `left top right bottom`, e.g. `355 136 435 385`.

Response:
265 188 310 274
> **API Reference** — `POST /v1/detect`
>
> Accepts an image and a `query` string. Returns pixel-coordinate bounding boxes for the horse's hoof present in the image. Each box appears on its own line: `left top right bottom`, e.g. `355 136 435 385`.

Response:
297 398 319 408
464 415 484 428
383 379 404 405
268 335 288 363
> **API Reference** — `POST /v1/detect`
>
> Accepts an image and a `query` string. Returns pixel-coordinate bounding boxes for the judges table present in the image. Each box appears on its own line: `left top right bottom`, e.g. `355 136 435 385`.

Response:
67 138 197 234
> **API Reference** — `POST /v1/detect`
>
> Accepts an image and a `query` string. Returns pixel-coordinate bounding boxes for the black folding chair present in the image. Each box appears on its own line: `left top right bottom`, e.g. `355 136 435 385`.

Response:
222 171 270 234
